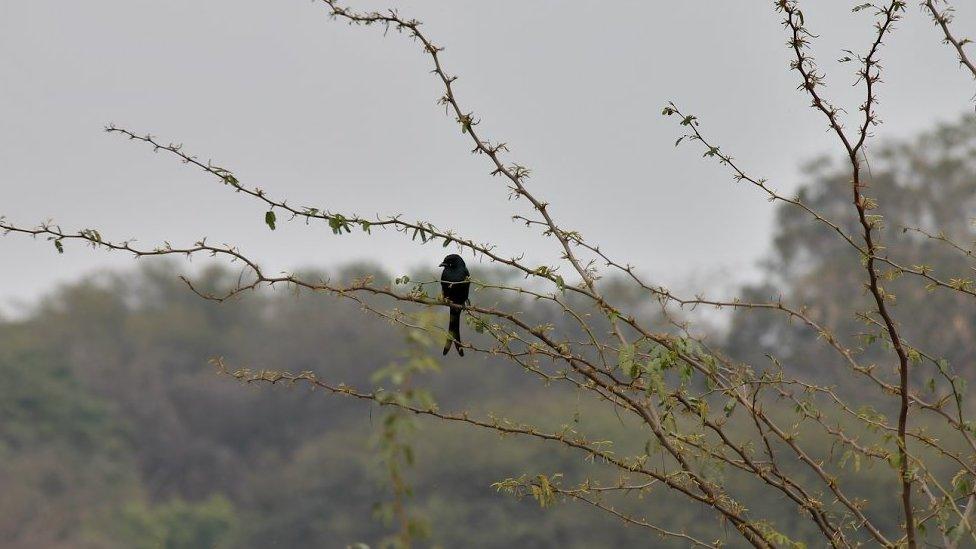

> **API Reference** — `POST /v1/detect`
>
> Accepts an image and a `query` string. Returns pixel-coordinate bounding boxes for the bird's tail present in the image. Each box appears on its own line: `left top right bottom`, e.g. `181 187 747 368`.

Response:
443 305 464 357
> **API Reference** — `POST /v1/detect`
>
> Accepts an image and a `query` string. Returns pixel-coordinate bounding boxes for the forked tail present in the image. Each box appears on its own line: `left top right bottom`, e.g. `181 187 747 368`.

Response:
442 305 464 356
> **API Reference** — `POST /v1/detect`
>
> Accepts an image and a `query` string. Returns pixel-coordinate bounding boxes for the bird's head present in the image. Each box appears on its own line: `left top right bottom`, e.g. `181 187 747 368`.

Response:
439 254 465 269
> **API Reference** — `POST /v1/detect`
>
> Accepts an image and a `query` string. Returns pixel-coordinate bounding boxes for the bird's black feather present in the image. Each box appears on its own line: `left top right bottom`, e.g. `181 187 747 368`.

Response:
439 254 469 356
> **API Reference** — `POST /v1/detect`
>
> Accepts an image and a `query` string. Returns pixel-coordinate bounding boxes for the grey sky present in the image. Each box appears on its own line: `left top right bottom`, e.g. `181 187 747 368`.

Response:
2 1 974 313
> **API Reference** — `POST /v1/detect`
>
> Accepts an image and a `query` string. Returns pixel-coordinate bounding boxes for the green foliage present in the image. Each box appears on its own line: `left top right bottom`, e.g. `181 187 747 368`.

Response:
0 328 140 548
369 313 441 548
329 214 353 235
0 350 121 452
0 264 695 547
116 495 238 549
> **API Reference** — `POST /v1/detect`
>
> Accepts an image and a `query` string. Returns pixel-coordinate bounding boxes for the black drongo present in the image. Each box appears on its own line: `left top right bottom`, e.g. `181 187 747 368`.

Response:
439 254 470 356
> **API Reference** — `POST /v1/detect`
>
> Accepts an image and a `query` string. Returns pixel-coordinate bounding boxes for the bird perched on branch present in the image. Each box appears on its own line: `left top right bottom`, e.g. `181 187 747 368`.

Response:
439 254 470 356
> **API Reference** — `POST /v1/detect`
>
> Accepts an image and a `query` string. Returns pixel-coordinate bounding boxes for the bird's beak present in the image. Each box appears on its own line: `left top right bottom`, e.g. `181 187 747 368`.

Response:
438 262 446 267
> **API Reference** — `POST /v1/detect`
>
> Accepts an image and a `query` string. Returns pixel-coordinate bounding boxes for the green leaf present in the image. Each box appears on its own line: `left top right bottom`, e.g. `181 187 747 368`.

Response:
906 348 921 364
264 210 276 231
553 275 566 291
459 114 473 134
328 215 351 235
54 239 64 254
619 344 637 378
951 470 973 496
724 397 737 417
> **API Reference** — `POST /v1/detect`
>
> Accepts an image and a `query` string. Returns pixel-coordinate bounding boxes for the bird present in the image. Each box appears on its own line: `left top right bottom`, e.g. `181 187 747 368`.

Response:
439 254 470 356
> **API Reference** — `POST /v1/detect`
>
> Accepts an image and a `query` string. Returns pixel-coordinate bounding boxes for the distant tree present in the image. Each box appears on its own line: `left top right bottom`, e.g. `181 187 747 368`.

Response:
4 1 976 547
0 321 138 548
728 115 976 387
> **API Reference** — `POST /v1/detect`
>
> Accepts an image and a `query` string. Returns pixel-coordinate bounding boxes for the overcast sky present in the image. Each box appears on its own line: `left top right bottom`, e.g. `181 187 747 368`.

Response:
2 1 974 313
